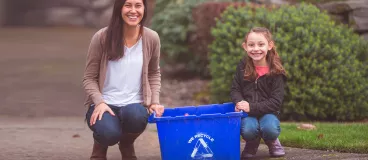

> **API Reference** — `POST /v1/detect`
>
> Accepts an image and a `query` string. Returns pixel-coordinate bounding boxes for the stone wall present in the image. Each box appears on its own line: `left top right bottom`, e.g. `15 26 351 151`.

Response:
317 0 368 40
3 0 156 28
0 0 4 26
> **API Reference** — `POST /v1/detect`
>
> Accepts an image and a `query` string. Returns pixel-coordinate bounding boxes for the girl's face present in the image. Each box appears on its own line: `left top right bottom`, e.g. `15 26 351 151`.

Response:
242 32 274 65
121 0 144 27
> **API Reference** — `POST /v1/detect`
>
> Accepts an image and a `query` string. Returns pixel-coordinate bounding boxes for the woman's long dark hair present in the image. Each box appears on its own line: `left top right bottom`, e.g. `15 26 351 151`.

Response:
104 0 147 60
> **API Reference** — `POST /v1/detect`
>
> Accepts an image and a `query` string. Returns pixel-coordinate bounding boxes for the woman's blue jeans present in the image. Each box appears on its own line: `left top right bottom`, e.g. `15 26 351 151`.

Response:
85 103 149 146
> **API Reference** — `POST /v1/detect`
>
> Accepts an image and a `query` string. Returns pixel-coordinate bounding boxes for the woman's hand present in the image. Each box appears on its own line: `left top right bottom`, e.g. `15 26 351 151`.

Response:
149 104 165 117
90 103 115 126
236 101 250 112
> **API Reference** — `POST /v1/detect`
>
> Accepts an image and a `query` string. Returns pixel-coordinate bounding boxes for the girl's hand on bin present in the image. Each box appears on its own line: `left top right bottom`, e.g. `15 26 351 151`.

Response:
149 104 165 117
236 101 250 112
90 103 115 126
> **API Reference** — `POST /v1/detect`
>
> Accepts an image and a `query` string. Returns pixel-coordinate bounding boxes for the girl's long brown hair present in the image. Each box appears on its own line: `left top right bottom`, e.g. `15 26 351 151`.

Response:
243 27 286 81
104 0 147 60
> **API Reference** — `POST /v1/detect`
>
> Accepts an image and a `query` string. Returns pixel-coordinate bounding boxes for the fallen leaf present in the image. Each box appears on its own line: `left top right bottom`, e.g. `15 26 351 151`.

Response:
318 133 324 139
72 134 80 138
297 123 317 130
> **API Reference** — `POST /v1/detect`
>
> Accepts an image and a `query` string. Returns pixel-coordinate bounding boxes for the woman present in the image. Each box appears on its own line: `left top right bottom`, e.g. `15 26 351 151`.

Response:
82 0 164 159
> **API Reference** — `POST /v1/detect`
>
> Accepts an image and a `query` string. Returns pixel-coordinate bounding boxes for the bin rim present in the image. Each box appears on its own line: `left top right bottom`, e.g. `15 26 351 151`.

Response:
148 103 248 123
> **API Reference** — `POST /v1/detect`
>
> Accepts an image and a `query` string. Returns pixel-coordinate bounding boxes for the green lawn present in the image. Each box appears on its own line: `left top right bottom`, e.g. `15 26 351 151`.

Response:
279 123 368 153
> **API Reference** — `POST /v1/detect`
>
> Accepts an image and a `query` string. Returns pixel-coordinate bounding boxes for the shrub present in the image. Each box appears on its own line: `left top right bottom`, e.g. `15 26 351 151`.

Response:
191 2 256 77
151 0 249 77
286 0 345 4
209 3 368 121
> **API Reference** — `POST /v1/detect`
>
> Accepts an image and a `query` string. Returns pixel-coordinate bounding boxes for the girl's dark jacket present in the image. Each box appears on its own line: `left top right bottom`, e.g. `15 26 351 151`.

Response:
230 57 286 117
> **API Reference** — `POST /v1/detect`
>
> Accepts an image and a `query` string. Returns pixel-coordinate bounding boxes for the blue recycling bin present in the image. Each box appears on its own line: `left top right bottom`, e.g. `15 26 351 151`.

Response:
148 102 248 160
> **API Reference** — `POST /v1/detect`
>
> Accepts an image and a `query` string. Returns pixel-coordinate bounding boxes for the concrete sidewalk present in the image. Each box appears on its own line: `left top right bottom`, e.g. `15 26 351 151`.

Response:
1 117 367 160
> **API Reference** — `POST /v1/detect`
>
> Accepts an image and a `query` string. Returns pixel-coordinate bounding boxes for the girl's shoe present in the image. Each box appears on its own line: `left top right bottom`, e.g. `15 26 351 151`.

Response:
264 138 285 157
241 137 261 159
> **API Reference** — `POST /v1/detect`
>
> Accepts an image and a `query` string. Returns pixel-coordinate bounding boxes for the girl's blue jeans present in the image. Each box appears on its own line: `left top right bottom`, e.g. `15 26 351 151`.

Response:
241 114 281 141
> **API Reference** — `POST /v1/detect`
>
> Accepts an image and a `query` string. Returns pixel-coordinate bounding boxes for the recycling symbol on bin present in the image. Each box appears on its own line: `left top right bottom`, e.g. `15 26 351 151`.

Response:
187 133 215 159
190 138 214 159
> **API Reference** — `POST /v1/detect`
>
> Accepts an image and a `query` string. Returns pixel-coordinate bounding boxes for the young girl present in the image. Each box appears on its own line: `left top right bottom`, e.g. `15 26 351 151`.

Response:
230 27 286 158
82 0 164 159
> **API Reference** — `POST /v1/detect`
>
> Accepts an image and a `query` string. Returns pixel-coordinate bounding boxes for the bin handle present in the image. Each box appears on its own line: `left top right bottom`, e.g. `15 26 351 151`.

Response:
148 111 157 124
240 110 248 118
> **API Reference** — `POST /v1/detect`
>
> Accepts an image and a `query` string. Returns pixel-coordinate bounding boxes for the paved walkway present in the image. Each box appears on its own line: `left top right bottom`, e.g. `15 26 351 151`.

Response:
1 117 368 160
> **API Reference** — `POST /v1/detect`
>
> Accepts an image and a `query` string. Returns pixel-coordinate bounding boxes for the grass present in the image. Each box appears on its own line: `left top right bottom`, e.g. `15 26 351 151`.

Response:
150 117 368 153
279 122 368 154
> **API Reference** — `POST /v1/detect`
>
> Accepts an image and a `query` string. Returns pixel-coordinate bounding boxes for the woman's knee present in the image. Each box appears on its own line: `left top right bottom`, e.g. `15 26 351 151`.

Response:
89 111 122 146
94 125 122 146
120 103 149 133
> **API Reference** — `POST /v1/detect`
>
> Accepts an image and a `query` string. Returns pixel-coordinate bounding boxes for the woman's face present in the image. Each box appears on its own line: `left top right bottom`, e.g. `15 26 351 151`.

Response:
121 0 145 27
